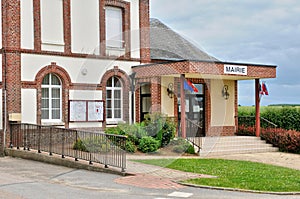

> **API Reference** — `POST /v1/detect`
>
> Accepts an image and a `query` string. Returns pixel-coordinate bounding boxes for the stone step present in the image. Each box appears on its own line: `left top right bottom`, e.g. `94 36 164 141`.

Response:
200 147 278 157
187 136 279 157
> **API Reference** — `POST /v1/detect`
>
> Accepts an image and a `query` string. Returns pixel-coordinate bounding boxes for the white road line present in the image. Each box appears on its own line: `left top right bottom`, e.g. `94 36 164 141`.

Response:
168 191 193 198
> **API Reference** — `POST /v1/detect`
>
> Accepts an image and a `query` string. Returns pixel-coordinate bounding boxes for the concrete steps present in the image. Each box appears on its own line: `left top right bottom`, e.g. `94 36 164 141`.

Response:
190 136 278 157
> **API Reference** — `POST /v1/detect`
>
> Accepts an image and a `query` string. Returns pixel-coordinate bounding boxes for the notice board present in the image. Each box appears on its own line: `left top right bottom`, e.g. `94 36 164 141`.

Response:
69 100 104 122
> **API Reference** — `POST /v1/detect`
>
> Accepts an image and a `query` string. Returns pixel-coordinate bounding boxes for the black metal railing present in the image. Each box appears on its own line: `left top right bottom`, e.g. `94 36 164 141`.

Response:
9 123 127 172
185 118 203 152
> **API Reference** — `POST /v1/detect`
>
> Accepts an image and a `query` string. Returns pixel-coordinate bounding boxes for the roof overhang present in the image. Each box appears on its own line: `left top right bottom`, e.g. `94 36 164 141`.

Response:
132 60 277 80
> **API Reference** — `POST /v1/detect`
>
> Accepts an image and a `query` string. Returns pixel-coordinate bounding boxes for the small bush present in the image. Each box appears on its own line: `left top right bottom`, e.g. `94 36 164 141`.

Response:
138 136 160 153
236 125 255 136
125 141 137 153
170 138 195 154
261 128 300 154
73 137 110 152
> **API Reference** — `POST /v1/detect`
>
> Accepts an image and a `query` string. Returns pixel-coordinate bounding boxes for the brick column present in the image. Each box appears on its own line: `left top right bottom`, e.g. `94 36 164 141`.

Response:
2 0 22 152
150 77 161 113
139 0 151 63
63 0 72 54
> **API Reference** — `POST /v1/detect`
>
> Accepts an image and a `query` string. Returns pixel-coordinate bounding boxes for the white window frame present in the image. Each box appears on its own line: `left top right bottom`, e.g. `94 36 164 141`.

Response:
105 6 124 49
106 76 123 123
41 73 62 123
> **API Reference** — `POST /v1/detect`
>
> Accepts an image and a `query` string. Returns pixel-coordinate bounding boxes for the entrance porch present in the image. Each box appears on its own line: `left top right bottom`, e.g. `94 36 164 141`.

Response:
132 60 277 138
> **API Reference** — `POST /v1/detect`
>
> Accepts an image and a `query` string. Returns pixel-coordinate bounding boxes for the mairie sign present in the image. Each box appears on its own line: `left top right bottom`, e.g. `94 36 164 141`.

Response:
224 65 247 75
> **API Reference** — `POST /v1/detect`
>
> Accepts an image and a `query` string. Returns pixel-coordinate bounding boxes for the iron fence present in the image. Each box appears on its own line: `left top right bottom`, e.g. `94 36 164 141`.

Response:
9 123 127 172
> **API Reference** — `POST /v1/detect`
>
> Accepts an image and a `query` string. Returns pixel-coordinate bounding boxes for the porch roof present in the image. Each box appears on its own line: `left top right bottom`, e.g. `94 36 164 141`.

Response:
132 60 277 80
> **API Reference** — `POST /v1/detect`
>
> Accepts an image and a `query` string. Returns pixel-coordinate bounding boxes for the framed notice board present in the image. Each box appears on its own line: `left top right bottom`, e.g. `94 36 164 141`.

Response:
69 100 105 122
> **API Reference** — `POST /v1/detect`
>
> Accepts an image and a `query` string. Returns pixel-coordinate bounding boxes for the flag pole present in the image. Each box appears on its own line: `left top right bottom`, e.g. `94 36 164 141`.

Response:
255 79 261 137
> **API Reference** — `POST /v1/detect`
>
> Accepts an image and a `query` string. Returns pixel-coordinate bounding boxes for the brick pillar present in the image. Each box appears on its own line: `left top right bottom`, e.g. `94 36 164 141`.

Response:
139 0 151 63
151 77 161 113
63 0 72 54
2 0 22 152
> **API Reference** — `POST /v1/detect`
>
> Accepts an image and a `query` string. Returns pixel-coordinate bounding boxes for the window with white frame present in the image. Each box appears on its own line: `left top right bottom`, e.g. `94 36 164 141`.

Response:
41 74 62 122
106 76 122 122
105 6 123 49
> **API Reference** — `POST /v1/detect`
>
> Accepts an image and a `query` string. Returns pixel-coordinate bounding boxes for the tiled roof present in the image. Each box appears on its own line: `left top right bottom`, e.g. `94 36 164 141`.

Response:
150 18 219 61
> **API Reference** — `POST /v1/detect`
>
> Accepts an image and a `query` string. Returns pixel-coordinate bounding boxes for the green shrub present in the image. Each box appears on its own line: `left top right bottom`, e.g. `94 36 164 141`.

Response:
143 113 176 147
73 139 87 151
125 141 137 153
261 128 300 154
170 138 195 154
238 106 300 131
73 137 110 152
138 136 160 153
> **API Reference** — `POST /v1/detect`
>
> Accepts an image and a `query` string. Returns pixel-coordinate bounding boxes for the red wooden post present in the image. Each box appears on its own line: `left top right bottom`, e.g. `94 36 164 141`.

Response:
180 75 186 138
255 79 260 137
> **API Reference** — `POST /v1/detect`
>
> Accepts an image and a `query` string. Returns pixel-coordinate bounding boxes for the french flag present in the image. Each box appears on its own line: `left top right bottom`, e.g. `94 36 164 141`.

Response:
184 79 199 93
260 82 269 95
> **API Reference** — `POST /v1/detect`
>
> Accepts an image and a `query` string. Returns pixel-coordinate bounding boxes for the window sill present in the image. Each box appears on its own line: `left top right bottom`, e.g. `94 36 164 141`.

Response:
41 121 65 127
106 120 125 125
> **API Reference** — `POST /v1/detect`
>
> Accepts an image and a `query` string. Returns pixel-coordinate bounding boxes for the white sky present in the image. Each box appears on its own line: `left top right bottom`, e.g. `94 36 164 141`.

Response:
150 0 300 106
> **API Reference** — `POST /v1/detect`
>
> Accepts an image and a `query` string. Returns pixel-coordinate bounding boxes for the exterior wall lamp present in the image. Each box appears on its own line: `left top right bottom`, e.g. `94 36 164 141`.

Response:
222 85 230 100
167 83 174 98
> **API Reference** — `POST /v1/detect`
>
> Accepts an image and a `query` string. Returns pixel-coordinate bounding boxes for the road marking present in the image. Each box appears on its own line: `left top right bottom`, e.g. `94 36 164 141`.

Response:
168 191 193 198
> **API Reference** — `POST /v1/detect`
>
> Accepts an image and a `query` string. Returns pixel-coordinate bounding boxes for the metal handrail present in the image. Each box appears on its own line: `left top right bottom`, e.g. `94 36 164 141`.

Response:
9 123 127 172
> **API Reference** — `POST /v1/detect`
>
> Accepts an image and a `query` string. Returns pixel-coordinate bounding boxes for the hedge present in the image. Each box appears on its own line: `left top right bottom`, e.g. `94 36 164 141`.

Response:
238 106 300 131
261 128 300 154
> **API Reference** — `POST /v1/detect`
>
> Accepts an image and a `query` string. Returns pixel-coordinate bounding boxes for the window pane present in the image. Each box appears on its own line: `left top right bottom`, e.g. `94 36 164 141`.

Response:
42 74 50 85
106 7 123 48
52 88 60 98
42 110 49 119
52 110 60 119
42 88 49 98
114 90 121 99
114 77 121 87
52 99 60 108
142 97 151 112
51 74 60 85
141 84 151 94
106 109 112 118
114 100 121 109
106 100 112 108
42 99 49 108
114 109 121 118
106 90 112 99
106 77 113 87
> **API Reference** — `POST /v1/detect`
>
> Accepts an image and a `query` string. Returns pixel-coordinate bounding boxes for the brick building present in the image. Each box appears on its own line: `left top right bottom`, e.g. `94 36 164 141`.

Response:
0 0 276 154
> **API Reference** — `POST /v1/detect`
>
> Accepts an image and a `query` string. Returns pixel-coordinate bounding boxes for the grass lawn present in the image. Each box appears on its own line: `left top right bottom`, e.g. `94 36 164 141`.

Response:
135 158 300 192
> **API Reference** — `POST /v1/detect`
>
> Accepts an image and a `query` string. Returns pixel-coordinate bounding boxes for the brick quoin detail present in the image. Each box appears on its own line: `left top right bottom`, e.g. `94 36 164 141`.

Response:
35 63 71 127
101 67 131 127
139 0 151 63
2 0 22 115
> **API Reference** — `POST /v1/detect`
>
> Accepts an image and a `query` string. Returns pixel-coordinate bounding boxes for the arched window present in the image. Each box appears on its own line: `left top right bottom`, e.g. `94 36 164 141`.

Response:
106 76 122 122
41 73 62 122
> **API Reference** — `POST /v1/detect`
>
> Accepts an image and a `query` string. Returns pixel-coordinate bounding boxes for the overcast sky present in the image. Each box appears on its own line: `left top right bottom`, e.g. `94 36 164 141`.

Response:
150 0 300 106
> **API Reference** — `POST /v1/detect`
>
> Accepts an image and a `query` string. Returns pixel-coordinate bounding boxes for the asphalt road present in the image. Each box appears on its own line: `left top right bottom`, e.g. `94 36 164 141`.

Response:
0 157 298 199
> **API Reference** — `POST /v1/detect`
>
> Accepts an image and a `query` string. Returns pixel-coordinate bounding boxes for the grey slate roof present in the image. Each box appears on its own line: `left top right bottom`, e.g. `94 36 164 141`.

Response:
150 18 219 61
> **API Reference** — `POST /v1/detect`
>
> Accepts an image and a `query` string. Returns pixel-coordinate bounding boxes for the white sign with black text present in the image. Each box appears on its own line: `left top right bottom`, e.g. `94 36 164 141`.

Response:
224 65 248 75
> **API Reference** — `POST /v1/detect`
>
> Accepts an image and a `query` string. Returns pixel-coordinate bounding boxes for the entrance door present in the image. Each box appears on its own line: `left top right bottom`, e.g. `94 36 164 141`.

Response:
140 83 151 121
178 84 205 137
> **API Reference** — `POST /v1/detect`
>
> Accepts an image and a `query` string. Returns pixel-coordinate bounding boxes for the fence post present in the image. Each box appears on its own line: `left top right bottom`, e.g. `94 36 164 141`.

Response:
61 129 65 158
49 127 53 156
38 126 41 153
75 130 78 161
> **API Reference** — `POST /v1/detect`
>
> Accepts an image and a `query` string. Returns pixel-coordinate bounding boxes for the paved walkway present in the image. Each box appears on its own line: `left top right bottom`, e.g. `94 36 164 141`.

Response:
120 152 300 189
